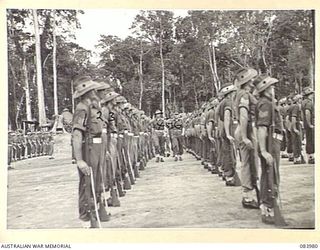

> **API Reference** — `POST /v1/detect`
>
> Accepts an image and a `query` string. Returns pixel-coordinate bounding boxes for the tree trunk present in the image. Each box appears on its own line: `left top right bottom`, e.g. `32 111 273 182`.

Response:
138 39 144 110
33 9 47 126
159 19 166 117
9 62 17 129
23 58 32 121
208 45 218 95
71 79 75 113
211 43 221 90
52 10 58 115
16 93 25 130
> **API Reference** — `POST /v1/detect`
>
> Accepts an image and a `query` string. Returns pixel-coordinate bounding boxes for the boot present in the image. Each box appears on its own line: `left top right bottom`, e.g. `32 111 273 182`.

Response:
108 188 120 207
128 170 135 185
116 180 126 197
89 213 99 228
139 161 145 170
155 156 160 163
134 164 140 178
160 157 164 162
179 155 183 161
211 166 219 174
98 202 111 222
174 155 178 161
123 174 132 190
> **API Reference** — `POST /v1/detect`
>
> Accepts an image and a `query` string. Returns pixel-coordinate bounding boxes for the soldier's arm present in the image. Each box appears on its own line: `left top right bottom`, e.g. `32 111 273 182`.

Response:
305 110 313 128
257 126 273 166
72 129 83 161
224 110 233 141
239 107 249 140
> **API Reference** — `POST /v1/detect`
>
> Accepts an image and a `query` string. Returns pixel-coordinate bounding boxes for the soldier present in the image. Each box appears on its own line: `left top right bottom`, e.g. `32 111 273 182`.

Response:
215 93 224 175
279 98 288 158
152 110 166 162
218 82 238 186
8 131 14 168
255 75 282 224
100 91 125 207
234 68 259 208
206 98 219 173
291 94 304 164
72 76 110 228
301 87 314 164
171 112 184 161
48 131 55 159
285 94 294 161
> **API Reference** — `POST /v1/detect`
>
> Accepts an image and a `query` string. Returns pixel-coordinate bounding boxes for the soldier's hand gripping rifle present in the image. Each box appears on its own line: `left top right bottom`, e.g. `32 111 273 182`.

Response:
267 95 287 227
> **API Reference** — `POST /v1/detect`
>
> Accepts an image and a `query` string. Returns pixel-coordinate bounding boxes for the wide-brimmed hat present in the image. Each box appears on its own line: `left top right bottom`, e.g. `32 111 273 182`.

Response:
302 86 314 96
155 110 163 115
73 76 101 99
62 108 69 112
219 82 237 96
115 96 127 103
96 81 112 92
234 68 258 87
292 94 303 102
254 75 278 94
101 91 120 104
279 98 287 105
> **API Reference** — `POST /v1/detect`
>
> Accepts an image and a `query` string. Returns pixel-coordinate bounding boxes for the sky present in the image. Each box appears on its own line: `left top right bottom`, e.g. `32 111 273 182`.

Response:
74 9 188 62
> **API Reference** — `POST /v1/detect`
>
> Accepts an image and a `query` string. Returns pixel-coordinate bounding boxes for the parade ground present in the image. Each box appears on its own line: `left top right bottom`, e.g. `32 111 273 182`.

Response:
7 133 314 229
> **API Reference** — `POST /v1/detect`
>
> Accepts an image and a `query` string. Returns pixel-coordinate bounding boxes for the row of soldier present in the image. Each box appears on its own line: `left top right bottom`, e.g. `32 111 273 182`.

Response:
8 131 55 167
182 68 314 226
71 76 162 228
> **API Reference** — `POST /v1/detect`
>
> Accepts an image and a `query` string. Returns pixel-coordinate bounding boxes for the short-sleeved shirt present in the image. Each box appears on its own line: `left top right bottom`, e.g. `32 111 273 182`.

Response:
206 107 215 126
218 97 233 122
218 97 233 137
172 118 183 130
235 89 257 122
302 98 314 127
116 111 128 133
153 117 165 130
291 103 302 129
255 96 282 134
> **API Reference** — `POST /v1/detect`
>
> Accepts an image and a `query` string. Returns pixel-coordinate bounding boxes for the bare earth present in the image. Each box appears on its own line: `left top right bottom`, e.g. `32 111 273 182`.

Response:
7 133 315 229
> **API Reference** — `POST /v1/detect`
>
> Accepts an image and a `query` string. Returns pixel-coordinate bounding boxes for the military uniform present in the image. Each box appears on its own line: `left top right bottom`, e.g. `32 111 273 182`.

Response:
301 87 314 164
218 82 238 186
255 75 282 224
72 76 110 227
171 113 184 161
152 110 166 162
291 95 304 164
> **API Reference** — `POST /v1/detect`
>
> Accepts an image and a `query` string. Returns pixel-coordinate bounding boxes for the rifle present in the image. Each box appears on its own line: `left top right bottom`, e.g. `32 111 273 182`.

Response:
268 95 287 227
83 105 101 228
122 148 135 185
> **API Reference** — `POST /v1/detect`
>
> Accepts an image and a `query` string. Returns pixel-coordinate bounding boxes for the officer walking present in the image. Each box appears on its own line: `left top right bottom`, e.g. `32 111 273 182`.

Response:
152 110 166 162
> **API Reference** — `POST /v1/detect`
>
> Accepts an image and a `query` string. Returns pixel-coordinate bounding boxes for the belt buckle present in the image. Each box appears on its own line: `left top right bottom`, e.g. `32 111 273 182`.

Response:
93 137 102 144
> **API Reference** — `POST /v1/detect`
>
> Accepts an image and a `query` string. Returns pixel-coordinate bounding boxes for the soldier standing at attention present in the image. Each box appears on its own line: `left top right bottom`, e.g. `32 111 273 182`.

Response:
234 68 259 209
301 87 314 164
218 82 238 186
279 98 288 159
72 76 109 228
291 94 304 164
152 110 166 162
255 75 282 224
285 94 294 162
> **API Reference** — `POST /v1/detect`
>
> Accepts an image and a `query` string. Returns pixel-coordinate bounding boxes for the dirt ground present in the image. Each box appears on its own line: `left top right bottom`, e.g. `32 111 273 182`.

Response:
7 133 314 229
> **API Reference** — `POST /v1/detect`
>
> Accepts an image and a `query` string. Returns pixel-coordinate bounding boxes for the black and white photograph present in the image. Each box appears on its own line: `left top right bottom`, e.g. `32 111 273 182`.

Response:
6 8 315 230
